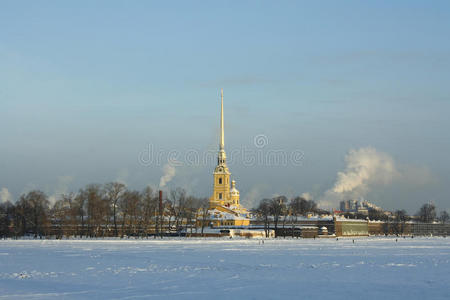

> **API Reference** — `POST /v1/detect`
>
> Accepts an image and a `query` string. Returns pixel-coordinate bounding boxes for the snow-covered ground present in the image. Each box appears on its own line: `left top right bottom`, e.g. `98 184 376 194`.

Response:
0 237 449 299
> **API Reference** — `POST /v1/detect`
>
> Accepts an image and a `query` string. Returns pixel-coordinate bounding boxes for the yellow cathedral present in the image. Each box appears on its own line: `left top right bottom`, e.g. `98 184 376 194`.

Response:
208 89 250 227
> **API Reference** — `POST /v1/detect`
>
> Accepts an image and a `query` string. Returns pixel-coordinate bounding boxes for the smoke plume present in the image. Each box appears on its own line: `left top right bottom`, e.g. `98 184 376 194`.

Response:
301 192 313 201
319 147 399 209
159 163 177 188
242 184 269 209
115 168 129 185
318 147 434 209
48 175 74 205
0 187 13 203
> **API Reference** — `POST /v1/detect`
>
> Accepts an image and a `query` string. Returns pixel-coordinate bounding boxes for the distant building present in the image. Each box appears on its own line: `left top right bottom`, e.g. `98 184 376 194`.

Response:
339 199 383 215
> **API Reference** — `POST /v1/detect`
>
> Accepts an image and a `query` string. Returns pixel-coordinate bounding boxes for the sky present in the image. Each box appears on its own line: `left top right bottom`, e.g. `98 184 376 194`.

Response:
1 1 449 213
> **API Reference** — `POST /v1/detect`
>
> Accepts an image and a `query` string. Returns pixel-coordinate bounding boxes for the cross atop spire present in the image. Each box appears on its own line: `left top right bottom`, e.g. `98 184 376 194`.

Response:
220 88 224 150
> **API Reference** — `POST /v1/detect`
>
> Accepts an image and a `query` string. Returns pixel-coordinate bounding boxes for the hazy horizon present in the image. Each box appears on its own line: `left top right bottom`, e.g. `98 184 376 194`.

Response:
1 1 450 214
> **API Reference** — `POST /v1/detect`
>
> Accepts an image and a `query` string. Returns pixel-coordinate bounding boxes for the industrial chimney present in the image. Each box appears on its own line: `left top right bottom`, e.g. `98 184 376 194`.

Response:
159 190 163 238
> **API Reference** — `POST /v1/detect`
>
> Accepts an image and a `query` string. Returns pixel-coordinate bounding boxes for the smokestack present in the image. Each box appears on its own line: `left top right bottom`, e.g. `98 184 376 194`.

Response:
159 190 163 238
159 190 163 214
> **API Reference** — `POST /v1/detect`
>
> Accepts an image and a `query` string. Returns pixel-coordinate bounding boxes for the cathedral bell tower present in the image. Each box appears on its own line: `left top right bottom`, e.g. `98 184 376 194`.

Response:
209 89 240 209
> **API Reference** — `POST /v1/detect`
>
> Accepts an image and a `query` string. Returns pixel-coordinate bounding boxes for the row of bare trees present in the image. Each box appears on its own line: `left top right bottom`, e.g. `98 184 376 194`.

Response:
2 183 448 239
0 183 208 239
254 196 320 237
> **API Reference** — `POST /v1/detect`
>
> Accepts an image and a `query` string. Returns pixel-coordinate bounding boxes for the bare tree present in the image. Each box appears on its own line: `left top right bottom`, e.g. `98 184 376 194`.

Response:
118 189 128 238
394 210 408 235
84 184 106 237
62 193 79 237
289 197 305 238
289 196 317 217
52 197 69 238
130 191 142 237
0 201 15 238
12 200 28 237
270 196 287 237
185 196 201 236
160 196 170 237
439 211 449 224
141 186 157 237
281 202 289 238
198 198 210 236
369 209 388 221
104 182 126 237
169 188 187 233
256 199 271 237
418 203 436 223
73 191 87 238
18 190 50 238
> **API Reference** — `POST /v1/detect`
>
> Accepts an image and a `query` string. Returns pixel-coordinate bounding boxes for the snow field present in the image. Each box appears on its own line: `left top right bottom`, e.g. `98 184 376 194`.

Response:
0 237 449 299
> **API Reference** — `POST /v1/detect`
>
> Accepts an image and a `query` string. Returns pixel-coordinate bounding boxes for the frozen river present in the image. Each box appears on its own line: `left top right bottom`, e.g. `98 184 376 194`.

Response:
0 237 449 299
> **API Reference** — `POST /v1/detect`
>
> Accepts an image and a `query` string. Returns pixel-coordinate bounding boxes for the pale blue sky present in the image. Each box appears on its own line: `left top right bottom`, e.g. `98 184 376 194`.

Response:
1 1 449 212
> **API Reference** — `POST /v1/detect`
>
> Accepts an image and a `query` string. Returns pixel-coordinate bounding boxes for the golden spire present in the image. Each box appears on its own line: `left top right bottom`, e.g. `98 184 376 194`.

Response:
220 88 224 150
